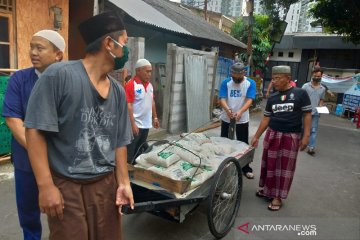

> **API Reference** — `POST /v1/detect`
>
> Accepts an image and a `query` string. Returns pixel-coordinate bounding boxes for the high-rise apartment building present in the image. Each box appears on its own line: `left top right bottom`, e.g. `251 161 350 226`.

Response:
253 0 266 15
228 0 244 17
297 0 321 32
252 0 322 33
181 0 244 17
284 2 301 33
181 0 322 32
208 0 222 13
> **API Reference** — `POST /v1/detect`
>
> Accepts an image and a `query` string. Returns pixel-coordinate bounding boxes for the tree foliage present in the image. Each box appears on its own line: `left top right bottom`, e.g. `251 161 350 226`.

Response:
259 0 299 44
261 0 299 21
231 15 272 74
309 0 360 44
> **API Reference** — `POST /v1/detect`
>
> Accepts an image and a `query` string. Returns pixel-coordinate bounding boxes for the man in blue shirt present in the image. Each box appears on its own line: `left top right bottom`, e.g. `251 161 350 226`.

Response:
2 30 65 240
219 62 256 179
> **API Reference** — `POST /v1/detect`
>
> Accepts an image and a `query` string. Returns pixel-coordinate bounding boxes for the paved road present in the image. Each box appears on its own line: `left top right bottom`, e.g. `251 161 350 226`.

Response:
1 112 359 240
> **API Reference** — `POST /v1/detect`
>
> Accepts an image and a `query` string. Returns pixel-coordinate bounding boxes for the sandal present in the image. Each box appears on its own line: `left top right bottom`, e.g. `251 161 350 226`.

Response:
268 199 282 211
256 189 268 199
244 172 255 179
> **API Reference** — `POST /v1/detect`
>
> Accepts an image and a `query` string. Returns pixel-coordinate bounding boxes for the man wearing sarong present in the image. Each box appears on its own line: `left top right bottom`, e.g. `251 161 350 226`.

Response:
251 65 312 211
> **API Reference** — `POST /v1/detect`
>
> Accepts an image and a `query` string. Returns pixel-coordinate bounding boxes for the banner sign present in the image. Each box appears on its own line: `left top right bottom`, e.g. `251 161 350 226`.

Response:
343 74 360 111
321 74 357 93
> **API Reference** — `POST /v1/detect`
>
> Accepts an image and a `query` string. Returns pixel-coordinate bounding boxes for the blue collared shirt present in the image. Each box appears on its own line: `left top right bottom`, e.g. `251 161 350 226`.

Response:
2 67 38 171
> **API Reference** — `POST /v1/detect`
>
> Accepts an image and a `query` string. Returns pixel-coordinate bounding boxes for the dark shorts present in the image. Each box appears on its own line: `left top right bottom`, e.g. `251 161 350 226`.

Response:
48 172 122 240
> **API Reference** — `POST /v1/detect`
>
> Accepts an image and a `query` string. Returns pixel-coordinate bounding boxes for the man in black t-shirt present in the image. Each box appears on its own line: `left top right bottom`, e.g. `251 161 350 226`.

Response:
251 65 312 211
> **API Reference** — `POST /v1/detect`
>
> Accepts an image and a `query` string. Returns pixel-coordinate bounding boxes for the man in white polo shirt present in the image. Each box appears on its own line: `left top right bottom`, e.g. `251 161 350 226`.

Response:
125 59 159 163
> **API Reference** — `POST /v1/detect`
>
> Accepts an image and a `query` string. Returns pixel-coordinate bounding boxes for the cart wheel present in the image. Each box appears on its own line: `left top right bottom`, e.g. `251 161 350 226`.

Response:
207 157 242 239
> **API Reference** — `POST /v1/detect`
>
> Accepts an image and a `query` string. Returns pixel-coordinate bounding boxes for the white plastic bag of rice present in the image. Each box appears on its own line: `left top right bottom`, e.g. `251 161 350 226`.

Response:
209 137 242 155
144 150 180 168
148 160 200 181
172 139 202 152
217 144 234 155
180 132 212 145
201 143 223 156
206 156 225 170
171 143 211 167
189 167 215 189
135 154 153 169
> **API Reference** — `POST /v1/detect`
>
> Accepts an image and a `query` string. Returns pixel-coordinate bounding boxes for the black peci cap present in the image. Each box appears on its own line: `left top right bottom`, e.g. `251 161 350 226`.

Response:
78 11 125 45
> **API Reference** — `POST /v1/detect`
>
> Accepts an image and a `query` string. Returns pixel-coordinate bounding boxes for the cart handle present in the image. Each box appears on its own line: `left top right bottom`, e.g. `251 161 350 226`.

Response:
121 197 205 214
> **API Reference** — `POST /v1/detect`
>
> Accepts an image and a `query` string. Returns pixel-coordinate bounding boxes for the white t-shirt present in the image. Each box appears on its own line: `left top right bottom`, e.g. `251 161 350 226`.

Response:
218 77 256 124
125 77 153 128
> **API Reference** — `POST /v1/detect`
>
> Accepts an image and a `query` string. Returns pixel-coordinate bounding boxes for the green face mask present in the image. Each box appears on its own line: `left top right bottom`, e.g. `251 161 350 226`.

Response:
109 38 129 70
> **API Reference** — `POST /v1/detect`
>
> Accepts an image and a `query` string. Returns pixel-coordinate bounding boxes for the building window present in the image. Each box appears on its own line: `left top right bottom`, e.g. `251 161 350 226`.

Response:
0 0 14 69
278 52 284 57
0 0 13 11
0 13 14 69
288 52 294 58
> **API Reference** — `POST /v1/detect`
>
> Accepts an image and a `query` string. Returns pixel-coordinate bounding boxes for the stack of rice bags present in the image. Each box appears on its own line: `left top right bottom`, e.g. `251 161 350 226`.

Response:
134 133 248 190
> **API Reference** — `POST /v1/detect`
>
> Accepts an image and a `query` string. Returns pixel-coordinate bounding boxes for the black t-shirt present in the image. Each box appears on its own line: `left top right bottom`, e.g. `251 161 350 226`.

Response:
264 87 312 133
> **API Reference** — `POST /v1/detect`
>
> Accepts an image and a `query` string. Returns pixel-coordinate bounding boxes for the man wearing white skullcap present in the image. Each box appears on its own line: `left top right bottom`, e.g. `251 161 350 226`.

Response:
125 58 160 163
2 29 65 240
34 29 66 52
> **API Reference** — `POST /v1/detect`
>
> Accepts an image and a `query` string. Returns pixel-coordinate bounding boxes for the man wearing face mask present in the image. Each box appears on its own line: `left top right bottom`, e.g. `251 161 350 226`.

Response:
23 11 134 239
302 67 326 155
2 29 65 240
219 62 256 179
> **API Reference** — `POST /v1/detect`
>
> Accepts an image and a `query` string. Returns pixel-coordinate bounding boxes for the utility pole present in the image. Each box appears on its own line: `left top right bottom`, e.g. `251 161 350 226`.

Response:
204 0 208 20
246 0 254 75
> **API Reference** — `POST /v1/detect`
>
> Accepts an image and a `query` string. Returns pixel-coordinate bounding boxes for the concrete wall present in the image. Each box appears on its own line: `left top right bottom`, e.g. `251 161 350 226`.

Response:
162 43 217 133
270 49 302 62
125 37 145 76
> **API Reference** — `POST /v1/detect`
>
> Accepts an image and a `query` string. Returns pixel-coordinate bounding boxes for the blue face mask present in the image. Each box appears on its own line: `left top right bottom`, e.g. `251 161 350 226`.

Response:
109 38 129 70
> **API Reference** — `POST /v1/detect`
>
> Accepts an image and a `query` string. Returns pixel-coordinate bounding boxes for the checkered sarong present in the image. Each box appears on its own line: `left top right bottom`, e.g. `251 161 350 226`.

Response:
259 128 301 199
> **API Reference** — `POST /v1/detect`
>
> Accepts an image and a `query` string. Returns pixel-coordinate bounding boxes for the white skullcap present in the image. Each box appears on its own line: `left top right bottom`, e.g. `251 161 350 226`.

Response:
33 30 66 52
135 59 151 69
272 65 291 74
